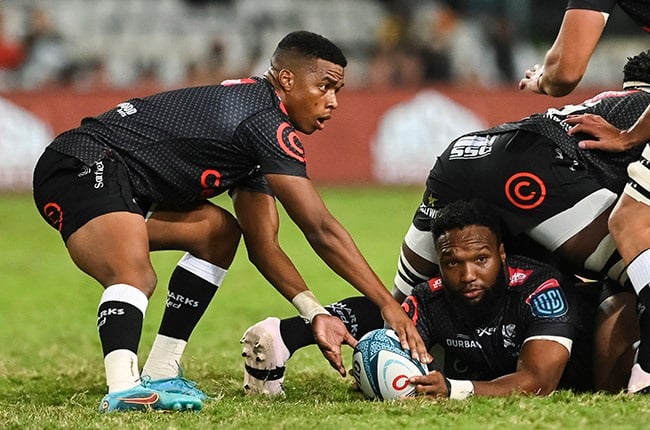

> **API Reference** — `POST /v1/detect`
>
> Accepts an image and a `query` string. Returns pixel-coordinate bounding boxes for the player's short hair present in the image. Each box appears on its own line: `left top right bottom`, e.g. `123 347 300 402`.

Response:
273 31 347 68
431 199 502 245
623 50 650 84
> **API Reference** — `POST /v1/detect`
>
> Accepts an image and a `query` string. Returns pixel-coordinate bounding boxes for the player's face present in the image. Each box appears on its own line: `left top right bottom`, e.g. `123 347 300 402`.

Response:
436 225 507 305
284 58 344 134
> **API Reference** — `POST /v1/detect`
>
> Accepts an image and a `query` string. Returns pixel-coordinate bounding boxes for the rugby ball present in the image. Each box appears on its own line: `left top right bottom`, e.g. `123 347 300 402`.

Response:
352 328 428 400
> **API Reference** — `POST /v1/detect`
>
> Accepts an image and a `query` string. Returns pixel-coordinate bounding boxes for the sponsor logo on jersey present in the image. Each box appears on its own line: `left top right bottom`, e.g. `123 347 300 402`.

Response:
475 326 497 337
43 202 63 231
504 171 546 210
526 279 567 318
427 277 444 292
116 102 137 117
508 267 533 286
448 135 495 160
93 161 105 189
417 202 439 220
446 334 482 349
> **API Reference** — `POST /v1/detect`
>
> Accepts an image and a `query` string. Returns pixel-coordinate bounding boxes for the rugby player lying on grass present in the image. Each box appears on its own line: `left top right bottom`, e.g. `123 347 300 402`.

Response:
245 200 638 398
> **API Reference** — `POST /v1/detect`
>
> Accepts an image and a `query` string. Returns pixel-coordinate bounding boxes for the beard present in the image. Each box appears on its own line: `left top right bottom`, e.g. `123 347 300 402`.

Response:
445 268 508 327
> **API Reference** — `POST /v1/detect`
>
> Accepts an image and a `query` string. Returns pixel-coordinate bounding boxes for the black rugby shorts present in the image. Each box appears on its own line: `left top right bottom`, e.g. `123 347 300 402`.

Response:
414 130 604 235
33 148 143 242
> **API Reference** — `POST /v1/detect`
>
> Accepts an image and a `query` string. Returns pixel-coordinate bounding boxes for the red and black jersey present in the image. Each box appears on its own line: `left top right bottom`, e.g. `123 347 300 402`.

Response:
47 77 308 203
567 0 650 31
402 255 595 390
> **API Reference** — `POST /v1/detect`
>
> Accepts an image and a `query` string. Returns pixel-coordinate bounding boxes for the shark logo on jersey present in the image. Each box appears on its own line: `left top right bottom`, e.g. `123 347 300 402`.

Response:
448 135 496 160
502 324 516 348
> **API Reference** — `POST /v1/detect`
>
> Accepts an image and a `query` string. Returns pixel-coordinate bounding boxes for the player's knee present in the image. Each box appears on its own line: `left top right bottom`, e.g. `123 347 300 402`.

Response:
103 264 158 297
194 205 241 265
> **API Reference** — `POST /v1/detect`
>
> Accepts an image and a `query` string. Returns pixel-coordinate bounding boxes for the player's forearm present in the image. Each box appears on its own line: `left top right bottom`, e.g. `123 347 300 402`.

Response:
537 9 605 97
305 221 395 308
538 49 585 97
245 240 309 301
472 372 557 397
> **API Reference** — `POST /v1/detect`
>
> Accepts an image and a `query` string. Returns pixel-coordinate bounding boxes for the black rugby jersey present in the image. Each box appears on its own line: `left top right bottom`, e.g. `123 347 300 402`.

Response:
48 77 308 203
402 255 595 390
475 89 650 192
568 0 650 31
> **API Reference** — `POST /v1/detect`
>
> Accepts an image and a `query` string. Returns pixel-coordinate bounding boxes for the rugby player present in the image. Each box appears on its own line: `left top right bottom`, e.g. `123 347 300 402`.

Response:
32 30 429 413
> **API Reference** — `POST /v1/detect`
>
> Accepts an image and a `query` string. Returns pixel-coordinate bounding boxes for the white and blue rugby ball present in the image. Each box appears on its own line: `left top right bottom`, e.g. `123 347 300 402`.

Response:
352 328 428 400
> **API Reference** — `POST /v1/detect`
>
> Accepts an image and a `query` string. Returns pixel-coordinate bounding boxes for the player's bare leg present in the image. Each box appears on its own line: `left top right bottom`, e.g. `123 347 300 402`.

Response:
609 194 650 392
594 290 639 392
142 202 241 399
66 211 202 412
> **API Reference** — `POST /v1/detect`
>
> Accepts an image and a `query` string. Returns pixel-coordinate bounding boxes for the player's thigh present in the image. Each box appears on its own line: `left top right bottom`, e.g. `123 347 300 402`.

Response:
67 212 155 292
147 201 241 266
609 144 650 259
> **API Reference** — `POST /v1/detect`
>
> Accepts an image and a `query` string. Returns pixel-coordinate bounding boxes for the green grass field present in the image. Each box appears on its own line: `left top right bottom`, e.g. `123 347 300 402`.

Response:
1 187 649 429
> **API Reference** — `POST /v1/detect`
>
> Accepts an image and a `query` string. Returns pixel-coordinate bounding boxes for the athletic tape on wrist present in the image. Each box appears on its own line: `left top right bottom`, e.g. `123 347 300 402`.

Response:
291 290 329 323
447 379 474 400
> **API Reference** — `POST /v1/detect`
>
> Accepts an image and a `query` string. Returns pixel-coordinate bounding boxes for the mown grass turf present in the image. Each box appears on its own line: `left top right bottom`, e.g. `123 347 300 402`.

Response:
1 188 649 429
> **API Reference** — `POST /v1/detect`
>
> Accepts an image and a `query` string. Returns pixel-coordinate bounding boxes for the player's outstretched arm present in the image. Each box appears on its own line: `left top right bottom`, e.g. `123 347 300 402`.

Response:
232 188 355 375
410 339 569 398
566 106 650 152
265 173 432 364
519 9 605 97
473 339 569 397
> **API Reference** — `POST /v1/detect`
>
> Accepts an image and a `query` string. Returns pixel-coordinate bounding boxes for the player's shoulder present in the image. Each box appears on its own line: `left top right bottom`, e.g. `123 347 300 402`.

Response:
414 277 445 295
407 277 446 304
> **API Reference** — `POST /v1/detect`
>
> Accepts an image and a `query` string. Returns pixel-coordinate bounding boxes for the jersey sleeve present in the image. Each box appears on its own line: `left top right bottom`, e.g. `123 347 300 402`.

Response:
566 0 617 13
237 108 308 178
522 277 577 342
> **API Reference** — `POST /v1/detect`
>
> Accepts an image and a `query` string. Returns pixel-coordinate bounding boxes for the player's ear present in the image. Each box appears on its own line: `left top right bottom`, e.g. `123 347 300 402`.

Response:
498 243 506 264
277 68 295 92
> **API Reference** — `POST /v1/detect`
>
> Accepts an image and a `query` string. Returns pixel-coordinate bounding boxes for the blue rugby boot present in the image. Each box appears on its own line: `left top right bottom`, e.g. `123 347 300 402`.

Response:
98 384 203 413
145 373 209 401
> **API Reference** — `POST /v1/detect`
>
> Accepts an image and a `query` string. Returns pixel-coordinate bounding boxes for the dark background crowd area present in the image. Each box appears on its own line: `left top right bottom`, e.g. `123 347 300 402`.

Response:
0 0 645 92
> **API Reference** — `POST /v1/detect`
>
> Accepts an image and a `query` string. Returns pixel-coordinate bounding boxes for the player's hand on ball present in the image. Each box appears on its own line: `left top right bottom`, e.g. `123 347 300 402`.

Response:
410 370 449 398
312 314 358 377
381 302 432 365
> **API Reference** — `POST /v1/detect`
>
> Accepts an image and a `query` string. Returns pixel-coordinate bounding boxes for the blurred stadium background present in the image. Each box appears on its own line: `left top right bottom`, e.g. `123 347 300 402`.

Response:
0 0 647 190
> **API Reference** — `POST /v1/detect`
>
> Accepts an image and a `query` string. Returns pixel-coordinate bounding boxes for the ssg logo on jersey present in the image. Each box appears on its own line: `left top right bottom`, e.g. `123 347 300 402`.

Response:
526 279 567 318
448 135 495 160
